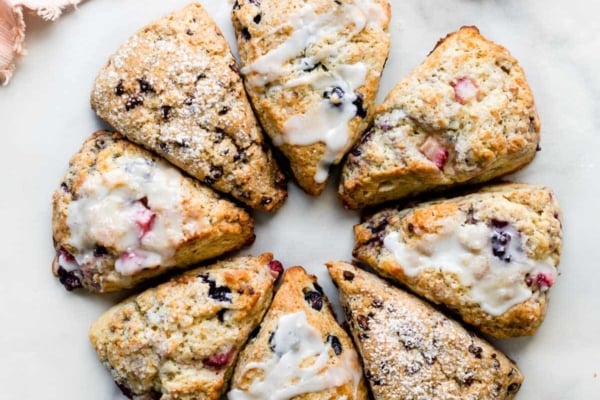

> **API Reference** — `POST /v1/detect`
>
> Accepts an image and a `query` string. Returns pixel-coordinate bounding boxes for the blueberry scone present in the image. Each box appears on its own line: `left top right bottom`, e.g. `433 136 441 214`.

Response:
327 262 524 400
52 131 255 293
339 26 541 209
89 253 280 400
229 266 368 400
232 0 391 195
353 183 562 338
91 3 287 211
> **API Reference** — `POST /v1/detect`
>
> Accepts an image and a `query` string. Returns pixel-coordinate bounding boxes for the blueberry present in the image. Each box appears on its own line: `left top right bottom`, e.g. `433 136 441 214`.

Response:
137 77 155 94
326 334 343 355
93 245 108 257
343 270 355 281
323 86 345 107
304 290 323 311
253 14 262 24
353 95 367 118
160 105 172 121
114 80 125 96
491 222 512 262
57 266 82 291
125 94 143 111
200 274 232 303
241 27 251 40
115 381 134 399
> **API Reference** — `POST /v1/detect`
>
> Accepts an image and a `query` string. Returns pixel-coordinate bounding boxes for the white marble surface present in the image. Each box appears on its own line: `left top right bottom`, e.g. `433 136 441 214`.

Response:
0 0 598 398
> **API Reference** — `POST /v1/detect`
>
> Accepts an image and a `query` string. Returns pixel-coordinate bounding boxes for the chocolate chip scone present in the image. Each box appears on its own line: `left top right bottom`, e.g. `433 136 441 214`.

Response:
229 266 368 400
52 131 254 293
339 26 541 209
91 3 287 211
327 262 524 400
89 253 279 400
353 183 562 338
232 0 391 195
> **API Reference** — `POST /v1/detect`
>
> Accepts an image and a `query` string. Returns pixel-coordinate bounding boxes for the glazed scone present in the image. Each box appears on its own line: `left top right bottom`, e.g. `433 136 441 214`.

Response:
353 183 562 338
339 26 541 209
232 0 391 195
91 3 287 211
89 253 280 400
52 131 254 293
229 266 368 400
327 262 524 400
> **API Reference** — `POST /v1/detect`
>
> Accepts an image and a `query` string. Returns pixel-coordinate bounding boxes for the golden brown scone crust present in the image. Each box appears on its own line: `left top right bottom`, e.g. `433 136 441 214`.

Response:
52 131 254 293
340 26 541 209
327 262 524 400
232 0 391 195
353 183 562 338
229 266 368 400
89 253 277 400
91 3 287 211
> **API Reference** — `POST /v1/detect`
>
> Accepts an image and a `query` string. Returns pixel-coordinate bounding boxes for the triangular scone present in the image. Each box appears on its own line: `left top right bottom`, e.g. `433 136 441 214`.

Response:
232 0 391 195
91 4 287 211
229 266 368 400
339 26 541 209
52 131 255 293
353 183 562 338
89 253 278 400
327 262 524 400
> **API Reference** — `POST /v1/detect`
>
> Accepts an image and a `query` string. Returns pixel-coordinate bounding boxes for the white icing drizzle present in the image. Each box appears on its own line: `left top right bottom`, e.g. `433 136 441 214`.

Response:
241 0 385 183
228 311 359 400
66 156 185 276
383 215 557 316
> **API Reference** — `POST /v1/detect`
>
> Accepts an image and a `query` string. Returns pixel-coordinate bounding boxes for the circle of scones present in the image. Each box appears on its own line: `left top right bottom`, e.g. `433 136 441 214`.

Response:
52 131 255 293
353 183 563 338
327 262 524 400
89 253 277 400
233 0 391 195
90 3 287 212
339 26 541 209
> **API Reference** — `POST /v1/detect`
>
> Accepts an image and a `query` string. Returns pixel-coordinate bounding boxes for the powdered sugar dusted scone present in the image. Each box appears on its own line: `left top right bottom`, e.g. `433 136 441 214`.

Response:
89 254 279 400
353 183 562 338
339 26 541 209
91 3 286 211
327 262 524 400
232 0 391 195
52 131 254 293
229 266 367 400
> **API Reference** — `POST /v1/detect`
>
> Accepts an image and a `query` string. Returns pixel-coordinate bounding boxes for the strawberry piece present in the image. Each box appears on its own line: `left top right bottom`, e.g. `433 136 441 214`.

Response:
134 198 156 239
419 136 448 169
452 77 479 104
203 347 235 369
268 260 284 282
536 273 555 290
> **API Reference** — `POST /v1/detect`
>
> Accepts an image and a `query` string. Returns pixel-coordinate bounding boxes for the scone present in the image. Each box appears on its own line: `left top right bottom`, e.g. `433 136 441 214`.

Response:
327 262 524 400
89 253 280 400
339 26 541 209
229 266 368 400
353 183 562 338
232 0 391 195
52 131 254 293
91 3 287 211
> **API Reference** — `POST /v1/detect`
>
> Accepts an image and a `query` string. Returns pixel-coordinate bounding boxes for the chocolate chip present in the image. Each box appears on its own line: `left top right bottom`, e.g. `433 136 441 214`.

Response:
241 27 251 40
304 290 323 311
353 95 367 118
186 29 194 35
160 105 172 121
253 14 262 24
343 270 355 281
326 334 343 355
468 344 483 359
125 94 143 111
57 266 82 291
357 315 369 330
137 77 155 94
114 80 125 96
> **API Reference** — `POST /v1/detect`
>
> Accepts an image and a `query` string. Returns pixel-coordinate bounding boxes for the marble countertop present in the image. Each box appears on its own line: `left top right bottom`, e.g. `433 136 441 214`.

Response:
0 0 598 398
